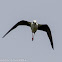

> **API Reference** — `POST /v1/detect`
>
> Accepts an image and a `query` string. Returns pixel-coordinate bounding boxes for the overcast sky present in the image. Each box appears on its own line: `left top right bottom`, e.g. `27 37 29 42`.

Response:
0 0 62 62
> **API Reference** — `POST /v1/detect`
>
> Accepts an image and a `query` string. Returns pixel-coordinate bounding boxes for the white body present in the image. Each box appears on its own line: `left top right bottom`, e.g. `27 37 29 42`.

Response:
31 21 38 33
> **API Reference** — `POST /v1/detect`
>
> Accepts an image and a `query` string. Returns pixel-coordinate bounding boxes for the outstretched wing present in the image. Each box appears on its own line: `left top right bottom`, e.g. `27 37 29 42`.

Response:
38 24 54 49
2 20 31 38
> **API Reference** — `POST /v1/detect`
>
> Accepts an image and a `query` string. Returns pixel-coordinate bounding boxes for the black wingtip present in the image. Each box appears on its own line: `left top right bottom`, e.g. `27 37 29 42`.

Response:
2 35 5 38
2 34 7 38
52 45 54 50
52 47 54 50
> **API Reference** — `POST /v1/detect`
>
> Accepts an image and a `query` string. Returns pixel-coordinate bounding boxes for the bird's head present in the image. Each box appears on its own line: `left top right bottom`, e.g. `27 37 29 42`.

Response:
33 20 37 25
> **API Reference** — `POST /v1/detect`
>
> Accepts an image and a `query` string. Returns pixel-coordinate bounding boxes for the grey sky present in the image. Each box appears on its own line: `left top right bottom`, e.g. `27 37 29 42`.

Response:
0 0 62 62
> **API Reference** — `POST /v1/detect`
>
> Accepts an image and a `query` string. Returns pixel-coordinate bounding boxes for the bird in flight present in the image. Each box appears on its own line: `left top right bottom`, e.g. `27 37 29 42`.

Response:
2 20 54 49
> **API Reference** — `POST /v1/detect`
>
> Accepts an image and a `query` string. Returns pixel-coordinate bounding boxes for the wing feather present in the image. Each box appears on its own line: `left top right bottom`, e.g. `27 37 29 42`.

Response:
38 24 54 49
2 20 31 38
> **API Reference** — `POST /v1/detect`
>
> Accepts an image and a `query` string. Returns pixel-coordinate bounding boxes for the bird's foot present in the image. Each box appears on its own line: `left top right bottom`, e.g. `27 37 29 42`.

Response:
32 38 33 41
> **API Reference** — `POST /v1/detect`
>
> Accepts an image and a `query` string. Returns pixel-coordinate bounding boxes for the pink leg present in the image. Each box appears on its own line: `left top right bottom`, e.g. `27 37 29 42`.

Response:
32 33 34 41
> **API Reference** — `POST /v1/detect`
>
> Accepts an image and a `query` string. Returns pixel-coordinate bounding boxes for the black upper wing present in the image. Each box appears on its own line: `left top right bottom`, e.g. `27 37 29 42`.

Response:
2 20 31 38
38 24 54 49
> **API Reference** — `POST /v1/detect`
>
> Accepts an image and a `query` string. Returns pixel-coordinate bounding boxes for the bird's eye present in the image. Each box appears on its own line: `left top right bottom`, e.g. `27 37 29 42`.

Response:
33 22 36 24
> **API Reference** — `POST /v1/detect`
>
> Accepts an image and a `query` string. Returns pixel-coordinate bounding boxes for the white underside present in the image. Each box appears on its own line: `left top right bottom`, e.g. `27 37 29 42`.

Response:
31 23 38 33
